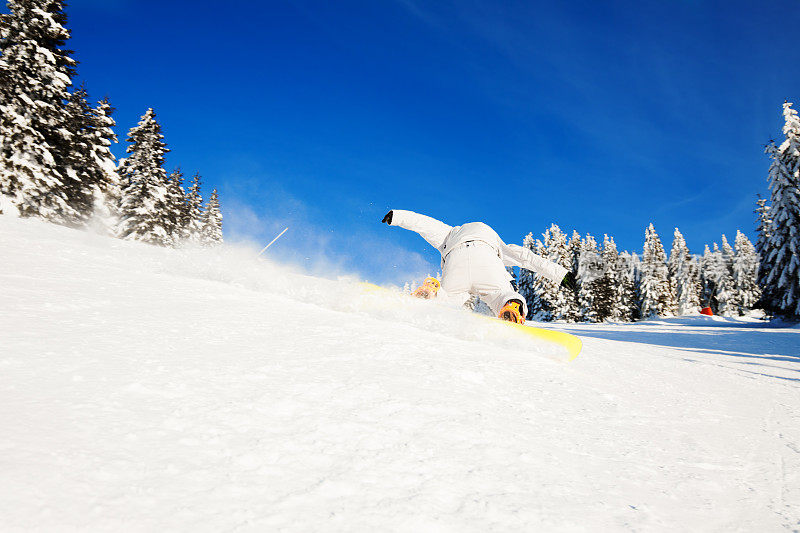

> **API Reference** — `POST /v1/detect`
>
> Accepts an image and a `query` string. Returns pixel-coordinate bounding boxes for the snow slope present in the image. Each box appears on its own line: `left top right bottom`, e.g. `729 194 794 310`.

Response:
1 216 799 531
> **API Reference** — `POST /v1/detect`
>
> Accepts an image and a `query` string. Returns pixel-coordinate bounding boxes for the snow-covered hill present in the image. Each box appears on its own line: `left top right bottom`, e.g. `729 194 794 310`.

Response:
2 216 799 531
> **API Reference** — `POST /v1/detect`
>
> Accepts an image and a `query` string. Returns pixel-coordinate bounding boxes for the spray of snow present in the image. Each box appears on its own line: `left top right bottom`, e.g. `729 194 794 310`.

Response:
0 194 20 217
128 235 567 360
223 198 437 287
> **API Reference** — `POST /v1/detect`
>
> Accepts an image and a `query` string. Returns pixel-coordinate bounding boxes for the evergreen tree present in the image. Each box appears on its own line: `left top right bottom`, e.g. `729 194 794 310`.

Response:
687 254 702 312
90 97 121 231
60 89 120 229
701 242 734 316
761 101 800 316
755 196 772 257
164 168 188 243
716 235 736 316
733 230 761 314
639 224 674 318
577 234 601 322
117 108 171 245
0 0 77 221
700 244 715 310
617 251 640 322
564 230 583 321
668 228 701 315
592 235 618 322
528 224 571 321
754 196 772 304
200 188 223 245
60 85 99 222
184 172 204 241
517 232 539 310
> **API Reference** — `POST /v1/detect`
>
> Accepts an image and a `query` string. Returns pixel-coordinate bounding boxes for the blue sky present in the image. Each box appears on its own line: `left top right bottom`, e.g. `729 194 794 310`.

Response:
62 0 800 283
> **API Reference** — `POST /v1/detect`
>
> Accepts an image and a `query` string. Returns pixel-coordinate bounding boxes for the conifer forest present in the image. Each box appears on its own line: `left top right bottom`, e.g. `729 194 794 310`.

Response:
0 0 223 247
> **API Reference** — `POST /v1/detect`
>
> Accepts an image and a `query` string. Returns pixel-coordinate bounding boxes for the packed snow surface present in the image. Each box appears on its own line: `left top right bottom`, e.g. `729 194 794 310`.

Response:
1 216 799 531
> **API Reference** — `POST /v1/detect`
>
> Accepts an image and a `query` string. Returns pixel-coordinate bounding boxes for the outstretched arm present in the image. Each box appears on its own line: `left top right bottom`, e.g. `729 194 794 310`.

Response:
382 209 453 250
502 243 568 285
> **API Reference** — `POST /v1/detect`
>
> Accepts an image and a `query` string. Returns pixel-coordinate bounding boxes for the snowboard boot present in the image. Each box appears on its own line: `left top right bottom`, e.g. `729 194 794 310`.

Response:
499 299 525 324
413 277 441 300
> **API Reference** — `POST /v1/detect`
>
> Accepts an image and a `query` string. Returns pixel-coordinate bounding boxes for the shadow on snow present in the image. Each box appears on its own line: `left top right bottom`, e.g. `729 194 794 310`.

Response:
560 316 800 382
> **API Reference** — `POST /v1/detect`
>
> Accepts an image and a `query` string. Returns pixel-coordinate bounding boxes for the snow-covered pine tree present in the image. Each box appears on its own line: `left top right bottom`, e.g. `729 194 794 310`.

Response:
716 235 736 316
754 196 773 304
577 234 601 322
528 224 571 321
0 0 77 221
163 168 188 244
667 229 683 309
668 228 701 315
754 196 772 257
564 230 583 322
517 232 539 312
117 108 171 245
591 234 618 322
616 251 640 321
89 97 121 232
184 172 204 242
701 242 734 316
687 254 702 312
200 188 223 245
61 85 99 223
700 244 715 309
761 101 800 317
60 89 120 229
639 224 674 318
733 230 761 315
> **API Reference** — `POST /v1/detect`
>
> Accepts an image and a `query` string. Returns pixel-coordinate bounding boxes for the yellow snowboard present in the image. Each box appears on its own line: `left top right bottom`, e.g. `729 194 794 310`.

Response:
485 316 582 361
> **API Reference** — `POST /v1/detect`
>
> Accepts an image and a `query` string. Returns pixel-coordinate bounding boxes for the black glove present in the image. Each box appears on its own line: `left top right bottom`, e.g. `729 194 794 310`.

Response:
382 210 393 224
561 271 577 291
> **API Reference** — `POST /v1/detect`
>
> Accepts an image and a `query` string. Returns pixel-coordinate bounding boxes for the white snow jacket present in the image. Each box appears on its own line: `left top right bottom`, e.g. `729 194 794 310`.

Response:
389 210 568 285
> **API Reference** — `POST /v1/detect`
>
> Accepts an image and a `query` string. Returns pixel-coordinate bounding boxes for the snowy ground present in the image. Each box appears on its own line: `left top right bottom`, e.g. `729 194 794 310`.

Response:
1 216 799 532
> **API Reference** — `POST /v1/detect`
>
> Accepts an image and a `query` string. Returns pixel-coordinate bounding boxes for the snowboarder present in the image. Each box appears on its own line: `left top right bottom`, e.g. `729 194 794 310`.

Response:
382 210 576 323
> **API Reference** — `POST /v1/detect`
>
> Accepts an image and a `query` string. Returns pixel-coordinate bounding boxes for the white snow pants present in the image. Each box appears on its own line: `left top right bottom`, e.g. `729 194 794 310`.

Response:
441 241 526 317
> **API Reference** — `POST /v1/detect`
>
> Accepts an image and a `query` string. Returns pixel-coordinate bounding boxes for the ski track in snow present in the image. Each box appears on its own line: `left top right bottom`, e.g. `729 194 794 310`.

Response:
1 216 799 532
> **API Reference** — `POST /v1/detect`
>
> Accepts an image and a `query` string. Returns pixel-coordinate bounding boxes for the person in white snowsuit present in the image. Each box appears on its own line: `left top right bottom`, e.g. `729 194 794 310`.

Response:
383 209 573 320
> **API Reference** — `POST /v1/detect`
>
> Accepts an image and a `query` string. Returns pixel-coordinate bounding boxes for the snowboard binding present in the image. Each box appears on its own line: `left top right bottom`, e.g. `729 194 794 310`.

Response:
413 277 441 299
499 299 525 324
